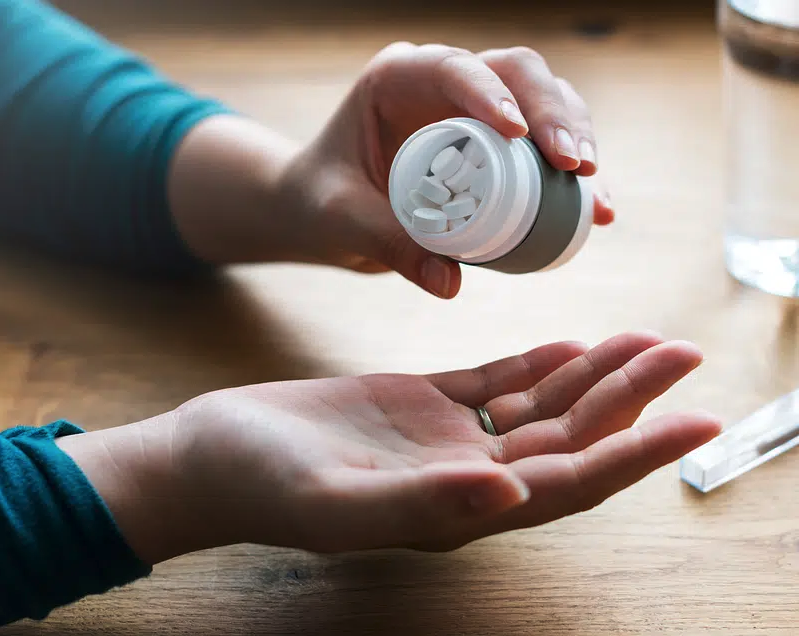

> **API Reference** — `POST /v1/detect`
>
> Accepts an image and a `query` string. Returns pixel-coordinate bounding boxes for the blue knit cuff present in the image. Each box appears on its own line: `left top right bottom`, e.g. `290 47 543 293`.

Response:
0 421 151 626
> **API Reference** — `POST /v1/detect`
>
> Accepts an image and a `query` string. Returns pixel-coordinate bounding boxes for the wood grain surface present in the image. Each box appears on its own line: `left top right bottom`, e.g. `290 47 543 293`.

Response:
8 1 799 634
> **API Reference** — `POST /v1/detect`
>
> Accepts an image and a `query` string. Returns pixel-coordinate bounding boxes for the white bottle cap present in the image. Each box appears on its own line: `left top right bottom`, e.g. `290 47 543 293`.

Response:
388 118 593 273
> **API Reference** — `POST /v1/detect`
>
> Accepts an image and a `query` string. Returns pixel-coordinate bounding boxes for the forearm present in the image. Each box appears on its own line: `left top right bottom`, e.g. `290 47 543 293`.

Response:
168 114 303 265
0 0 231 275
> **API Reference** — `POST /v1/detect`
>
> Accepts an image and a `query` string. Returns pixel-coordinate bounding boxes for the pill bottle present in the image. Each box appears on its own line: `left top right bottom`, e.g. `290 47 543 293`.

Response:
388 117 593 273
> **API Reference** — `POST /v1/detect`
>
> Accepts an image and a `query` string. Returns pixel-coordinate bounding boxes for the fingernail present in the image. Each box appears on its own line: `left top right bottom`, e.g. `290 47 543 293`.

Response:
500 99 528 131
579 140 597 167
422 257 451 299
554 128 579 160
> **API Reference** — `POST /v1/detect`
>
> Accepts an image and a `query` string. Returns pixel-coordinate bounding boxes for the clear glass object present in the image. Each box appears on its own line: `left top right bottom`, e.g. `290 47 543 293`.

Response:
681 386 799 492
721 1 799 297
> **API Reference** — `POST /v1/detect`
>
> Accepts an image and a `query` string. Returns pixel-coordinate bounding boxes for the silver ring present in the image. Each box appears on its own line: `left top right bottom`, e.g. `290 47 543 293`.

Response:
477 406 497 436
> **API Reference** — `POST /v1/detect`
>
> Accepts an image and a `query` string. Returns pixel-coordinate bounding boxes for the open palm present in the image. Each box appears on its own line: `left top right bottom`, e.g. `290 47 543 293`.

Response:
182 332 719 554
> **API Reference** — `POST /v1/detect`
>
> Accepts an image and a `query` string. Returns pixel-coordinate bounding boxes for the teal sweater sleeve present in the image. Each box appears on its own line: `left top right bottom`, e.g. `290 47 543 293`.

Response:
0 0 238 625
0 422 151 626
0 0 233 274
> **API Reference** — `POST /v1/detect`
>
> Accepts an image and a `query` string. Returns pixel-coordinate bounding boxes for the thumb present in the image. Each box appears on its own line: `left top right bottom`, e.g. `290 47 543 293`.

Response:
348 190 462 299
324 461 530 551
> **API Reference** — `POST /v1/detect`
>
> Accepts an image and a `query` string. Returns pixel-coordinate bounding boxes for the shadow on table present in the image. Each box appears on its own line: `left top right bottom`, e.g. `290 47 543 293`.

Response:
262 549 590 636
7 543 595 636
0 246 337 409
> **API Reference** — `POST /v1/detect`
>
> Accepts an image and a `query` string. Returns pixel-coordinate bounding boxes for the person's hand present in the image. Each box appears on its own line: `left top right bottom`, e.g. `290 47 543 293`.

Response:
279 43 614 299
59 333 719 563
170 43 612 295
170 43 612 297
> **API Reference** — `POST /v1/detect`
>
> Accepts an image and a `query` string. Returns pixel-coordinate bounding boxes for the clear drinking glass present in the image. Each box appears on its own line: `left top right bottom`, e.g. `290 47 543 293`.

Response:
720 1 799 297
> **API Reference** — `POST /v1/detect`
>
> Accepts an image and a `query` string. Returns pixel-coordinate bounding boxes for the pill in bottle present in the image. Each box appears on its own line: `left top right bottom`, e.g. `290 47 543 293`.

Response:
388 117 593 273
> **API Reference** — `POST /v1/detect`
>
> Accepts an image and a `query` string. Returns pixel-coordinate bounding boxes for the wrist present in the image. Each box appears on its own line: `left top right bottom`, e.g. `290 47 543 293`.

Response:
56 413 215 565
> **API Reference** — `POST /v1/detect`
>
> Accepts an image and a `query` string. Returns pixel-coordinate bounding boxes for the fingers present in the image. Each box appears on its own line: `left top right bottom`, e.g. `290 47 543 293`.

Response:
500 340 704 462
369 43 606 179
413 411 721 552
431 47 529 138
487 331 664 435
319 461 530 551
480 48 597 175
505 411 722 528
428 341 588 408
367 43 529 143
555 78 597 177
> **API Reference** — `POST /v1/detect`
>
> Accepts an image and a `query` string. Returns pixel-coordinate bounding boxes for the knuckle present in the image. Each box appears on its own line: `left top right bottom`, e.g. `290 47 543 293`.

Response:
492 430 509 465
521 385 543 422
580 349 599 377
371 41 416 66
516 352 536 378
496 46 549 78
508 45 546 65
618 364 644 397
432 47 475 83
429 44 471 59
557 408 580 444
364 42 417 87
472 363 493 400
527 97 570 129
569 454 599 513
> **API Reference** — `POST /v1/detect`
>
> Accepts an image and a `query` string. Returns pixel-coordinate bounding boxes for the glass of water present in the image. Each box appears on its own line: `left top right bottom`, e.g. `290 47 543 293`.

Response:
721 1 799 297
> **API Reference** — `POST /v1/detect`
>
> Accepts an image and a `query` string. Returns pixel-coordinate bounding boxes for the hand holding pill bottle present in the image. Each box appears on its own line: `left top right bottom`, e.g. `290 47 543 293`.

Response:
242 44 613 299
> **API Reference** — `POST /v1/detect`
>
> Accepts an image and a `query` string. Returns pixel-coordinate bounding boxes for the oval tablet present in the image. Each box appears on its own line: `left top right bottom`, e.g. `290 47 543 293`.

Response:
416 176 451 205
412 208 448 233
431 146 464 181
442 193 477 219
409 189 438 210
463 138 486 168
444 161 476 193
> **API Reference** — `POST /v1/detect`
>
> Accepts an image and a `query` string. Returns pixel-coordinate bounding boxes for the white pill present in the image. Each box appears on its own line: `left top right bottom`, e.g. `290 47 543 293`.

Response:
462 139 486 168
444 160 476 193
469 168 487 199
409 189 438 210
442 192 477 219
448 217 468 231
430 147 464 181
413 208 448 233
402 196 417 216
416 176 451 206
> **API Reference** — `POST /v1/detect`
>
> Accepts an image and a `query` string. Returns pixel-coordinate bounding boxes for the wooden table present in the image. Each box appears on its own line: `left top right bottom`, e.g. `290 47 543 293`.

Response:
8 1 799 634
